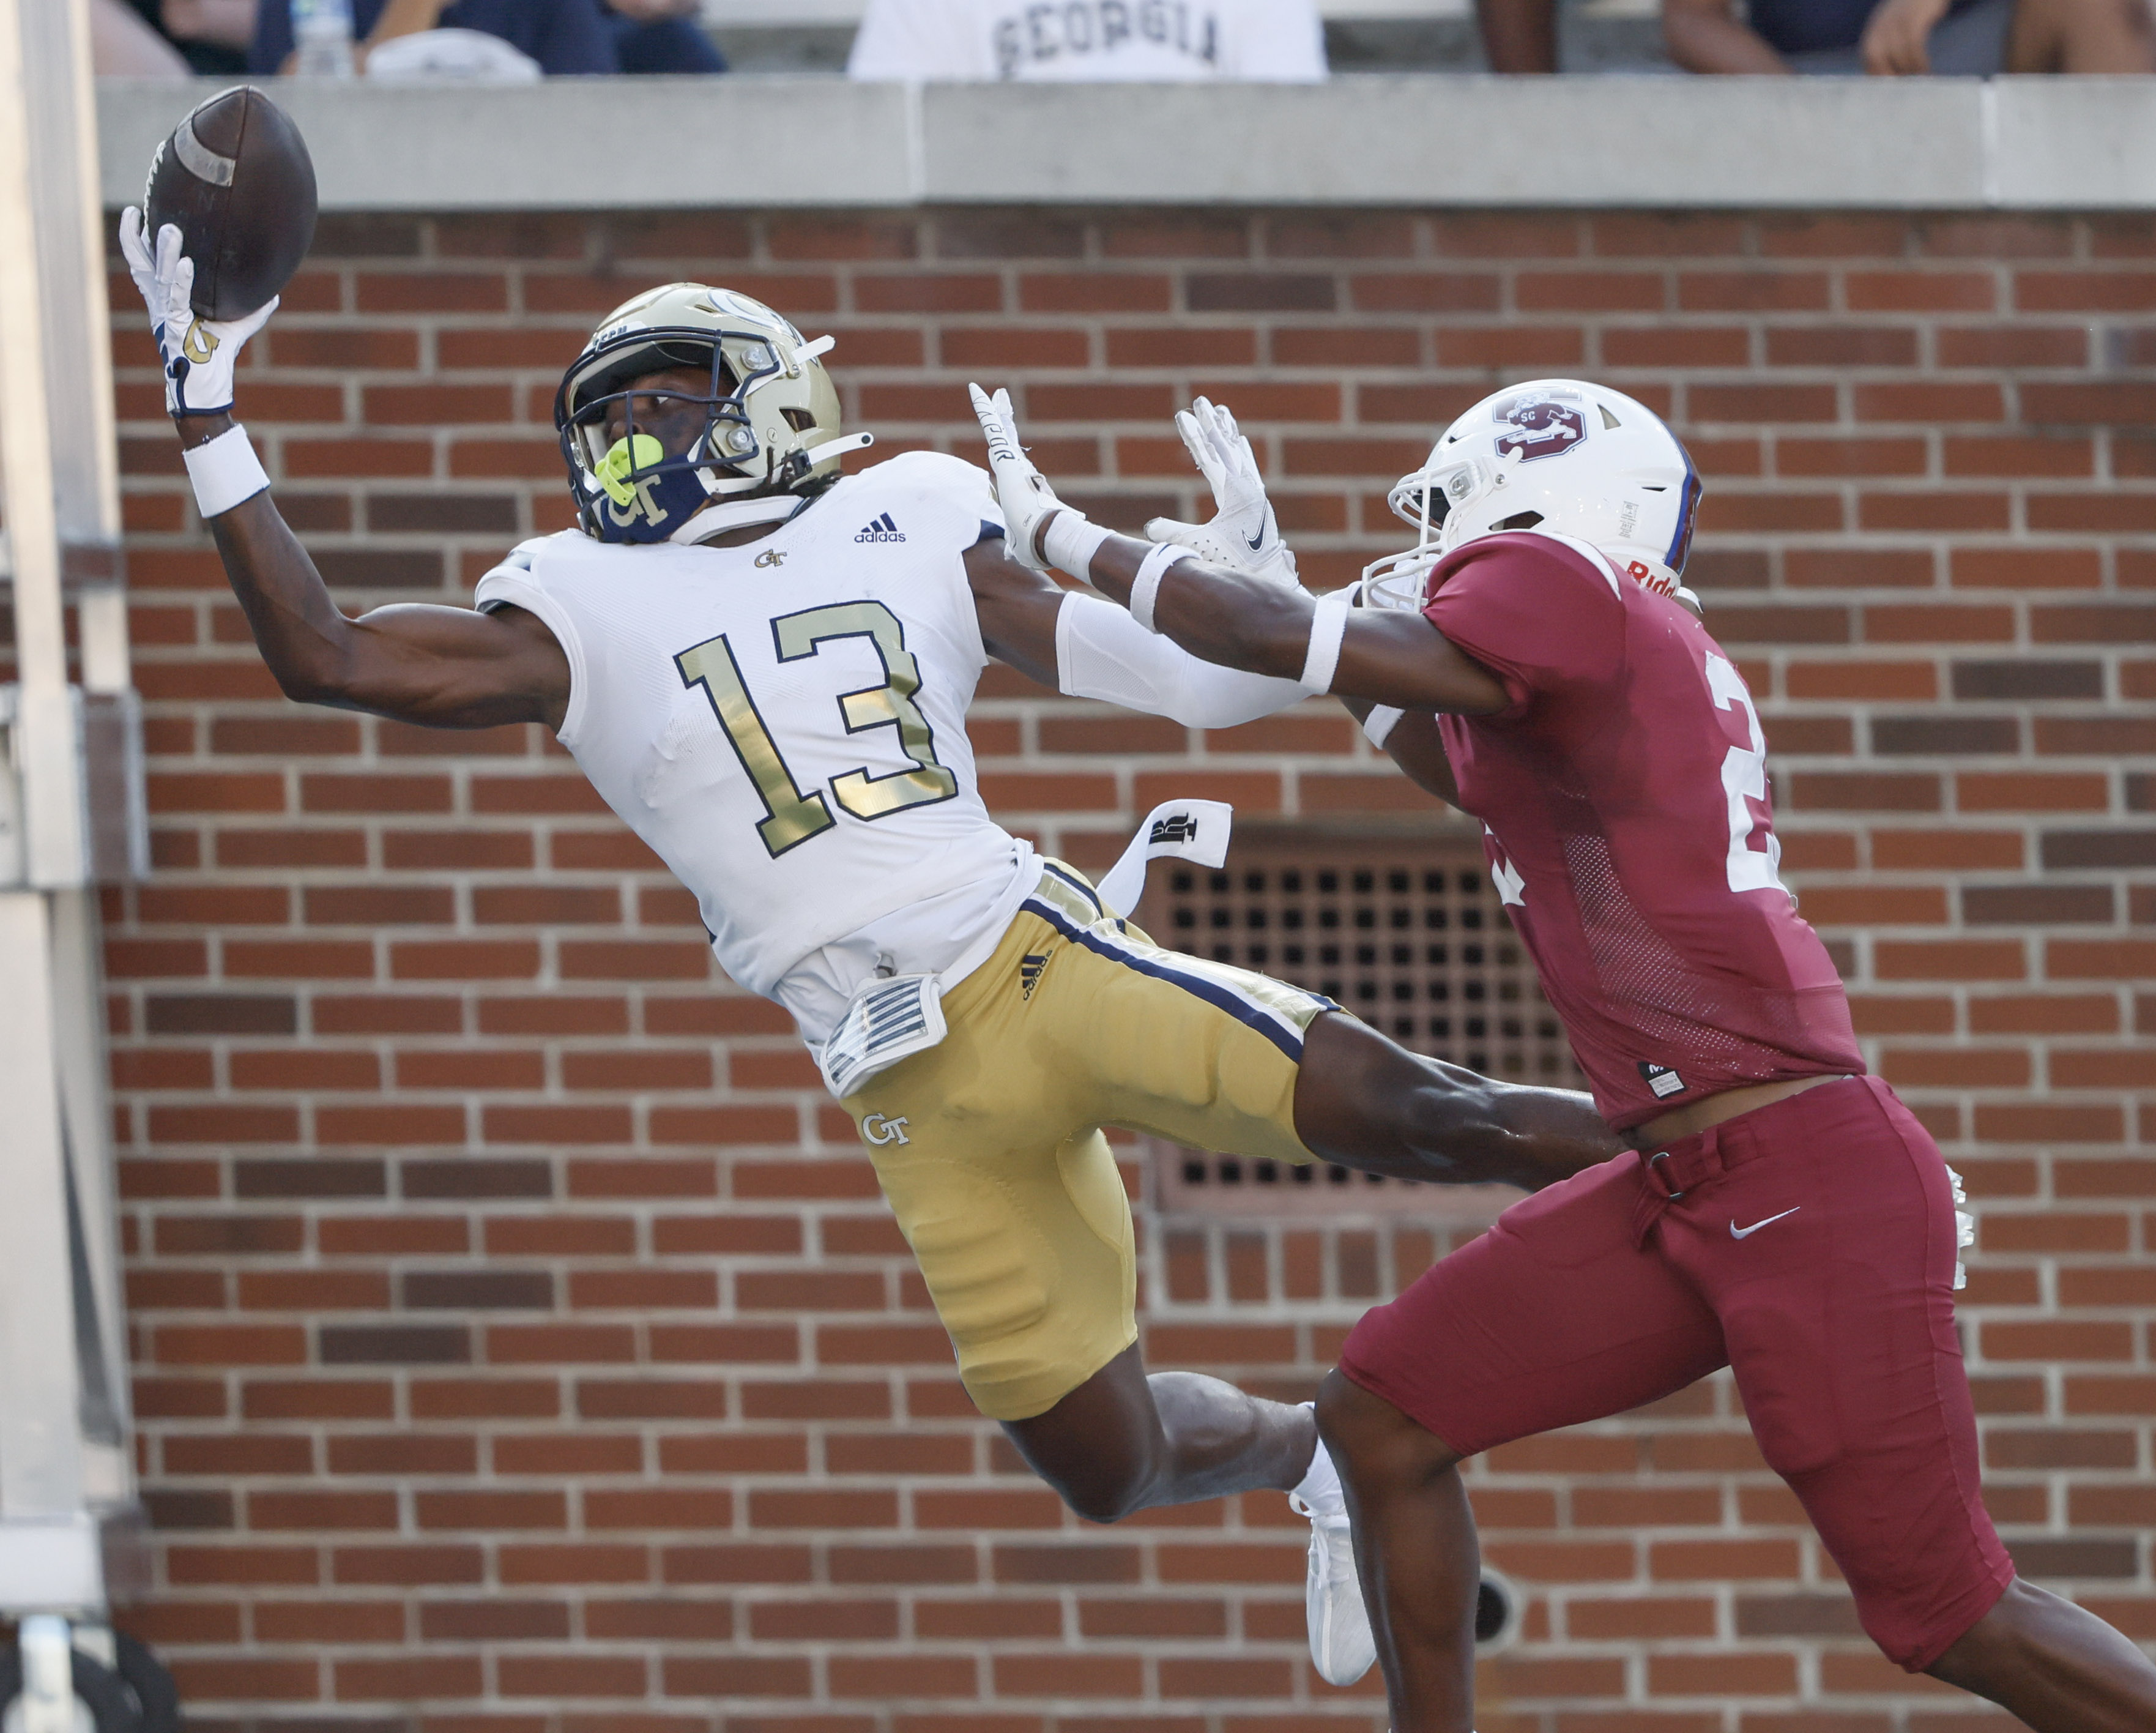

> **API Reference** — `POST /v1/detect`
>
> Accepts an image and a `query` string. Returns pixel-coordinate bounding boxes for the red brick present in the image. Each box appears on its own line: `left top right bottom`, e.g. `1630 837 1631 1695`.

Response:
1676 272 1830 312
1958 772 2110 812
99 206 2156 1733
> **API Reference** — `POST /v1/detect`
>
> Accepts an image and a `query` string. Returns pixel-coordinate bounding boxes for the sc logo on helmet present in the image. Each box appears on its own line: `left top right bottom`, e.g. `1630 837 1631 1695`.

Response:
1493 392 1587 462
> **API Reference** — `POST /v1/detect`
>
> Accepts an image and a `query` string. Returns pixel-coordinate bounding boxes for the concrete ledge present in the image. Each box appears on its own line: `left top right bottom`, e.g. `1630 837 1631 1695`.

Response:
97 75 2156 213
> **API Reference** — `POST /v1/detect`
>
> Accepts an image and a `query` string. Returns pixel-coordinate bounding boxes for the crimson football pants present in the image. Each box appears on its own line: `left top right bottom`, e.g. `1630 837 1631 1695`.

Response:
1339 1075 2014 1671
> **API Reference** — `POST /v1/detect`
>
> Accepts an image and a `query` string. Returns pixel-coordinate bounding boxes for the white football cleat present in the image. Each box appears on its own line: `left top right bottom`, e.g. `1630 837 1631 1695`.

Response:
1290 1429 1376 1686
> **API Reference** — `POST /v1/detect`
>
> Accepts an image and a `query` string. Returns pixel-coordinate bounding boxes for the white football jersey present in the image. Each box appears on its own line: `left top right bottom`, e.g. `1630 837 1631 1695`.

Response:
475 453 1032 1035
848 0 1326 82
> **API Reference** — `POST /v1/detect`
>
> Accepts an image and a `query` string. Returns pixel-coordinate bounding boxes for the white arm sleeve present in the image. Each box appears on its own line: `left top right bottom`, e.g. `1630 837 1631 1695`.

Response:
1055 591 1308 728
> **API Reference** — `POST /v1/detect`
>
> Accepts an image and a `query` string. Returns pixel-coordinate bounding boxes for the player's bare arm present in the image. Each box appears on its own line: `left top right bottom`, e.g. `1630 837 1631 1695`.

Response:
963 538 1068 688
125 209 570 732
176 413 568 729
1095 535 1510 714
1336 699 1465 811
969 383 1509 716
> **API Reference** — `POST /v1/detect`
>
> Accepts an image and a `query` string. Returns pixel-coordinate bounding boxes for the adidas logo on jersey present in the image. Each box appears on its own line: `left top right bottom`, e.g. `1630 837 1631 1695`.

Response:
1019 952 1050 1000
855 512 905 543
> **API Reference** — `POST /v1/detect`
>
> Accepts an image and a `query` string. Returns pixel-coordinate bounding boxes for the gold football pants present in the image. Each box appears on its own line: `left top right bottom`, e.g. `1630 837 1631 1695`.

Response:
845 863 1332 1420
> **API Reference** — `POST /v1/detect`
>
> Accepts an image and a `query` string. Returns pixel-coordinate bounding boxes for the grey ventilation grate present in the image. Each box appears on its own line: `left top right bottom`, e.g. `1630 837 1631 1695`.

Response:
1139 829 1581 1219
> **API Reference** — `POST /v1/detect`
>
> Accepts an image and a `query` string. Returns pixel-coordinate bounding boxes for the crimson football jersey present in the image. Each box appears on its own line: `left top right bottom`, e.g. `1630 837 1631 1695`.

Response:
1425 532 1863 1131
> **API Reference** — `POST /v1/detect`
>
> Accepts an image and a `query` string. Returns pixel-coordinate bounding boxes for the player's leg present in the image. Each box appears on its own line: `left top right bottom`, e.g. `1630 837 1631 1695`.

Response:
1027 867 1616 1194
1927 1578 2156 1729
843 882 1328 1523
996 866 1407 1680
1001 1340 1315 1522
1312 1375 1479 1730
1293 1010 1619 1193
2006 0 2154 72
1675 1079 2156 1727
992 871 1346 1525
1658 1078 2149 1719
1318 1155 1728 1732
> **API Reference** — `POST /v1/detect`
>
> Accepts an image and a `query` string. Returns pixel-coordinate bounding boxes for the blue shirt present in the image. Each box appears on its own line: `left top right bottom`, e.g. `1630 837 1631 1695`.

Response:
252 0 619 75
1744 0 1878 53
1744 0 1980 54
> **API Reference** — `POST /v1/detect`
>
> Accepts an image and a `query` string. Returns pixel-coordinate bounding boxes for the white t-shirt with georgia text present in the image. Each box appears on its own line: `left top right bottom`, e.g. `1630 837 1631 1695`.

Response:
848 0 1326 81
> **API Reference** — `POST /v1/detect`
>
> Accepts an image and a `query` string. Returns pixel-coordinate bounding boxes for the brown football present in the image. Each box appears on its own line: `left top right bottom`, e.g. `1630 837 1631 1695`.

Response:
143 86 318 321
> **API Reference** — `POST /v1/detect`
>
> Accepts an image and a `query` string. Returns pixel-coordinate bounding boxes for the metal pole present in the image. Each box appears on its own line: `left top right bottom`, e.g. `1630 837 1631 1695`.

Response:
0 0 90 889
0 893 94 1600
0 0 141 1623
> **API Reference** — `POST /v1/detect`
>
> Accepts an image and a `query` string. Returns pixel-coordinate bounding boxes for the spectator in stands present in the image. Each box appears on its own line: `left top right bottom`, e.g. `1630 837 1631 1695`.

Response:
113 0 256 73
848 0 1326 81
251 0 720 74
253 0 613 72
605 0 728 72
1664 0 2153 70
90 0 189 75
1474 0 1558 70
253 0 727 73
1479 0 2150 69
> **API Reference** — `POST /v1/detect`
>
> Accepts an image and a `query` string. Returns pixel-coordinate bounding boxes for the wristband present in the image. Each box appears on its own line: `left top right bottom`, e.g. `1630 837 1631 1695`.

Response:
1128 542 1194 635
182 423 270 518
1298 588 1353 695
1362 706 1404 750
1042 510 1113 581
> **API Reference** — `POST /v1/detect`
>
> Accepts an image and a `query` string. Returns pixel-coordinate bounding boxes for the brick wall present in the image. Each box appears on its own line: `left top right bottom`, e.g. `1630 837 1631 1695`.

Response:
99 206 2156 1732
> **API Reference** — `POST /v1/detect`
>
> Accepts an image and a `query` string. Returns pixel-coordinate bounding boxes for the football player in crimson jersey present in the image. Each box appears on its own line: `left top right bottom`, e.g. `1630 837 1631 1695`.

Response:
975 378 2156 1731
122 213 1634 1695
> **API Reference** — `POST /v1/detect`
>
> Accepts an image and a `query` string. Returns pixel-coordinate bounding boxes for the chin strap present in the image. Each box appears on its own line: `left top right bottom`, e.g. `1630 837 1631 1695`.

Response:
669 429 877 545
801 430 874 468
674 493 809 544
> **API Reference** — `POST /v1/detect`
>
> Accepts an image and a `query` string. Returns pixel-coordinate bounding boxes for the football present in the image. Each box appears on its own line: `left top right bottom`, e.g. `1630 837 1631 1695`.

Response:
143 86 318 322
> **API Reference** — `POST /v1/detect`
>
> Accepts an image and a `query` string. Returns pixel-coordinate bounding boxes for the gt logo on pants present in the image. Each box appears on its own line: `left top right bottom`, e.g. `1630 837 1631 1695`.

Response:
863 1114 910 1146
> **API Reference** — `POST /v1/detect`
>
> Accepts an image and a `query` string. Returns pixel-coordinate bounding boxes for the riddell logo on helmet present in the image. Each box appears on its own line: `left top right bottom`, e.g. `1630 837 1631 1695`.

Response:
1627 559 1676 598
1493 394 1587 462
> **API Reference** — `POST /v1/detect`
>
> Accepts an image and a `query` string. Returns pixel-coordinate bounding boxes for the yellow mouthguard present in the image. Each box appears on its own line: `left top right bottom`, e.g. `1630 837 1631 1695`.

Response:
596 433 666 507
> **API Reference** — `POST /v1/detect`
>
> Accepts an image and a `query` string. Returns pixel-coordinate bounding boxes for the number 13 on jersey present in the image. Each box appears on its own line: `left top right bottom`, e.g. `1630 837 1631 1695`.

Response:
676 600 961 859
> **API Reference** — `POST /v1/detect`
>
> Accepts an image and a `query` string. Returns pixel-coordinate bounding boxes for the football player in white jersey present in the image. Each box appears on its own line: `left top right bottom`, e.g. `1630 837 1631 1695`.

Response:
124 215 1619 1688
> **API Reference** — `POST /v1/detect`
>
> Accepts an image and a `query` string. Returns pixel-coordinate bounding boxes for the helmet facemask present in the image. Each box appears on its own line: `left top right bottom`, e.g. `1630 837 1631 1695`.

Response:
1359 458 1484 612
557 327 798 545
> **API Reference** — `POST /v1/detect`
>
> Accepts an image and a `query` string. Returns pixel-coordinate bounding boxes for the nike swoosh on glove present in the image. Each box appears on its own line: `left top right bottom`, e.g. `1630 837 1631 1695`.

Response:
1145 395 1299 589
120 206 278 418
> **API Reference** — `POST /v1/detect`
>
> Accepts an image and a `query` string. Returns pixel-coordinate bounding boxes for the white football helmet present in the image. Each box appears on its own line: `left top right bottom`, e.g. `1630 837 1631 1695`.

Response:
1364 378 1701 608
554 283 869 545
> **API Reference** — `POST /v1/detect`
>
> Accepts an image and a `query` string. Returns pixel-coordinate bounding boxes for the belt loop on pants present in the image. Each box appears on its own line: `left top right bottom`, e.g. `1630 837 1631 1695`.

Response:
1630 1122 1725 1249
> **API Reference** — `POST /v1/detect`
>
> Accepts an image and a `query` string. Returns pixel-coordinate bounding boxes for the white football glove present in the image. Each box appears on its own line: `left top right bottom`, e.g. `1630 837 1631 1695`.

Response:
119 206 277 418
1145 397 1298 589
968 382 1070 575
